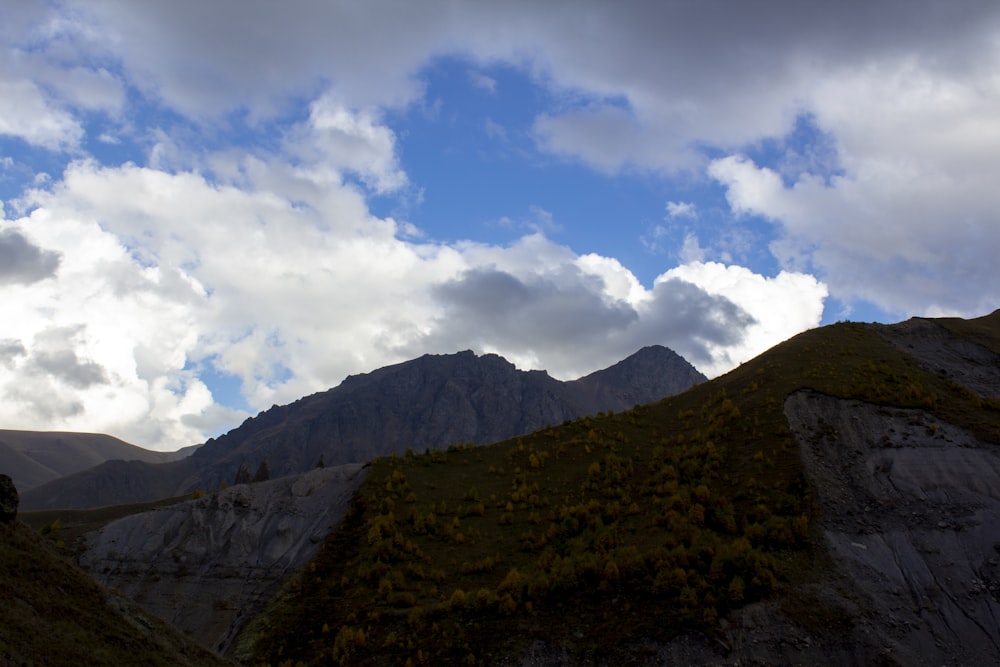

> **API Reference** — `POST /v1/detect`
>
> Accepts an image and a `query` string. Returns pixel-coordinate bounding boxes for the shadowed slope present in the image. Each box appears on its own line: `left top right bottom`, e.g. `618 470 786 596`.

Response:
22 346 704 510
0 430 196 492
245 311 1000 666
0 519 232 666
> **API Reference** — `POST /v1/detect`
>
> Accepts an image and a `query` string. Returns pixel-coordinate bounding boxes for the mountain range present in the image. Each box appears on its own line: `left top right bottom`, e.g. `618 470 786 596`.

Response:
235 310 1000 665
19 345 705 510
0 430 197 493
8 311 1000 665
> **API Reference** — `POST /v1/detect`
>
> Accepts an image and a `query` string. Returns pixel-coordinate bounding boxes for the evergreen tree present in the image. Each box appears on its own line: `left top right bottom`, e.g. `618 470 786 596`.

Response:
234 461 252 485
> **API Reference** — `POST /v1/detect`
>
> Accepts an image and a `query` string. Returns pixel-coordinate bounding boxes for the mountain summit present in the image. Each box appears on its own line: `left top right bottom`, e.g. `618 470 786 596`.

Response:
21 346 704 509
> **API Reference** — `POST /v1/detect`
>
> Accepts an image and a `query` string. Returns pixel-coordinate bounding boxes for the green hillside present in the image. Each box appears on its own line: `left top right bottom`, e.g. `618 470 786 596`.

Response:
245 316 1000 665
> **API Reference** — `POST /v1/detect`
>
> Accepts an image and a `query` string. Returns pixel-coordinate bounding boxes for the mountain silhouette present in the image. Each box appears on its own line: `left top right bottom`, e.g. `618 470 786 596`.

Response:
21 345 704 510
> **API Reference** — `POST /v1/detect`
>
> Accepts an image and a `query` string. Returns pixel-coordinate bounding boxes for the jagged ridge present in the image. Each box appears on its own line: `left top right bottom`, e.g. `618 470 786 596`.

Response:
21 345 704 510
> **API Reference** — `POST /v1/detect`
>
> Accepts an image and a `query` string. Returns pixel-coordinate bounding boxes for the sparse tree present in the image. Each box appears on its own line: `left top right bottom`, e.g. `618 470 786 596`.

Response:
253 460 271 482
234 461 252 485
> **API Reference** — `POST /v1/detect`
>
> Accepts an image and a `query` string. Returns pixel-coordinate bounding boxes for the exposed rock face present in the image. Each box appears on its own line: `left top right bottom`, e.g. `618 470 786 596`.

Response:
79 464 366 656
24 346 704 510
877 316 1000 398
690 315 1000 666
570 344 707 408
785 390 1000 665
184 346 704 493
0 474 17 524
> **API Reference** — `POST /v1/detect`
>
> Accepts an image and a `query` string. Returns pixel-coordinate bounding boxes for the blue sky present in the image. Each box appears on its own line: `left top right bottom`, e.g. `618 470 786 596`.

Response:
1 1 998 450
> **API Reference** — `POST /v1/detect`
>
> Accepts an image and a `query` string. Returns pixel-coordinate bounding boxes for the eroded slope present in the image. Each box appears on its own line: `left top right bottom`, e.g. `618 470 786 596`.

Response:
786 391 1000 666
779 313 1000 666
79 464 366 656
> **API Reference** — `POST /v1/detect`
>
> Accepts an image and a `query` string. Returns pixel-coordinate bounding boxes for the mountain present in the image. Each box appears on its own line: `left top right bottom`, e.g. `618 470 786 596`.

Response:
21 346 704 510
0 429 196 492
236 310 1000 665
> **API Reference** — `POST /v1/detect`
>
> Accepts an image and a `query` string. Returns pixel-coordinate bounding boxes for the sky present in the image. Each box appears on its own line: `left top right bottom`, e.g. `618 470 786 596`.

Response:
1 1 998 451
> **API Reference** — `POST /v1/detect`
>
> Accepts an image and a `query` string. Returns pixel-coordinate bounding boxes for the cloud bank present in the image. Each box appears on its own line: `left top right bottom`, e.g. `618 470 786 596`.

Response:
3 1 996 448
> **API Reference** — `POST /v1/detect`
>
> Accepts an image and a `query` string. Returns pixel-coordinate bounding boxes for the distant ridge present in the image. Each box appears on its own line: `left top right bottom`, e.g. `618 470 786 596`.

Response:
0 430 197 492
20 346 705 510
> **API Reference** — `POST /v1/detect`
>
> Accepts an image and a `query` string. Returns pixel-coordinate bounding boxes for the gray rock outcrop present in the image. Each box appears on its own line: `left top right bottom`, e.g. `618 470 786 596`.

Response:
79 464 366 656
785 390 1000 665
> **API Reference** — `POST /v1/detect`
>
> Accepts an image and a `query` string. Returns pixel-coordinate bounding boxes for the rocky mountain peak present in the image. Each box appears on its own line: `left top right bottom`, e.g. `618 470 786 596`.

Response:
22 345 704 510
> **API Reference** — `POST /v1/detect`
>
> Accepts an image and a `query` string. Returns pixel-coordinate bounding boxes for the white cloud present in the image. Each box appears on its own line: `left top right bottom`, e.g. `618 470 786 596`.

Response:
666 201 697 219
533 103 697 173
0 157 444 448
0 153 827 447
659 262 828 374
0 77 83 149
484 117 507 141
7 0 992 448
469 70 497 93
679 233 707 264
289 96 408 194
709 126 1000 318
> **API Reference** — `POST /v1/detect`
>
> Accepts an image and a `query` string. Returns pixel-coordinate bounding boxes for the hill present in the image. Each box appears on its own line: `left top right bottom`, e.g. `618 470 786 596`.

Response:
0 517 232 666
0 430 196 492
239 310 1000 665
21 346 704 510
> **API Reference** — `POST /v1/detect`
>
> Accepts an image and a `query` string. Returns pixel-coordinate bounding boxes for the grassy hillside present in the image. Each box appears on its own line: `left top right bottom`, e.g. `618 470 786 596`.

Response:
243 318 1000 665
0 520 232 666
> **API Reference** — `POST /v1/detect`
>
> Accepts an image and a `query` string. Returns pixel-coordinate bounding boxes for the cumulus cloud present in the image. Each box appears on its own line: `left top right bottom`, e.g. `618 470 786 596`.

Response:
287 96 408 194
666 202 697 219
32 2 998 317
709 147 1000 318
0 153 827 448
678 233 707 264
659 262 828 373
0 78 83 149
469 70 497 93
26 326 107 389
0 339 27 362
405 234 822 379
10 0 993 449
0 228 61 284
0 1 125 150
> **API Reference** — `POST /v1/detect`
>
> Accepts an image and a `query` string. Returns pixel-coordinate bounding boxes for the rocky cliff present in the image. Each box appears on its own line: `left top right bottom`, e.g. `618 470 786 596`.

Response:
23 346 704 510
618 313 1000 666
78 464 366 656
